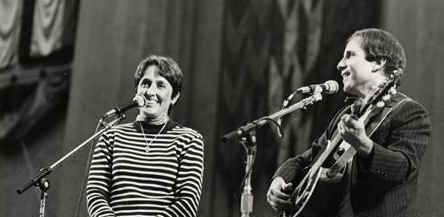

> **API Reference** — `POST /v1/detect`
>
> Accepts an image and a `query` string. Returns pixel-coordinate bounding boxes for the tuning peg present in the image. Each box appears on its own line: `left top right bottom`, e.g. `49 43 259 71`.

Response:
389 87 397 95
376 101 385 108
382 94 391 102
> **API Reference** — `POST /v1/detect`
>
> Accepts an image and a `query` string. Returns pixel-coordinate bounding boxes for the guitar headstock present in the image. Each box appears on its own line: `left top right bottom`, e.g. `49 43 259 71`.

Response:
357 70 401 115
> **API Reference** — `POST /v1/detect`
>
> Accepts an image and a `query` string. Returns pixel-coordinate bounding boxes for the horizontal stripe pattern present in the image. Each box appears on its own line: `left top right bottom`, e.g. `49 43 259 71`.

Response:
86 122 204 217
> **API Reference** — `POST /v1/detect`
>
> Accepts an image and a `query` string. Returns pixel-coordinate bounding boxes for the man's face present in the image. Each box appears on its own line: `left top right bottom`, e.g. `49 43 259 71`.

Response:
337 37 378 97
136 65 178 120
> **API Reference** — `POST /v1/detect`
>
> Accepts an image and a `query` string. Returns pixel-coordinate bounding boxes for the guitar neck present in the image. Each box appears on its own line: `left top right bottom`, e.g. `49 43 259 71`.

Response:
310 134 341 172
310 107 373 172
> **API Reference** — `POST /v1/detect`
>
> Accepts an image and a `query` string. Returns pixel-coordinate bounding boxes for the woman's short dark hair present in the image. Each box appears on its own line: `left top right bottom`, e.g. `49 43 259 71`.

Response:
134 55 183 98
349 28 406 78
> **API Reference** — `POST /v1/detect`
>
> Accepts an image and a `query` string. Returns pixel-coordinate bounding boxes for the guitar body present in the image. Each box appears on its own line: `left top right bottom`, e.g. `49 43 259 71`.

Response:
293 178 348 217
281 146 350 217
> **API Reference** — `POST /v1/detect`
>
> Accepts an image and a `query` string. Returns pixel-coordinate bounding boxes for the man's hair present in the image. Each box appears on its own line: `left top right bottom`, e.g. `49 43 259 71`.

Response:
133 55 183 98
349 28 406 78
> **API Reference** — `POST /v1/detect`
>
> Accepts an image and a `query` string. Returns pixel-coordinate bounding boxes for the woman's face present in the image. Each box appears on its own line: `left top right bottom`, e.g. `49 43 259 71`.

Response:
136 65 179 121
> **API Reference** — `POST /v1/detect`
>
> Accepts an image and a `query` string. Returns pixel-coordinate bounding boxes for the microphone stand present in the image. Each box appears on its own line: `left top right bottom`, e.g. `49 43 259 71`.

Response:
222 92 324 217
240 130 256 217
16 114 125 217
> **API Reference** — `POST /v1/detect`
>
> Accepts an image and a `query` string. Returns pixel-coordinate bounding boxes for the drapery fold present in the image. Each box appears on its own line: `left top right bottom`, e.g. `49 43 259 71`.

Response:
0 0 77 145
0 0 22 69
30 0 65 57
0 67 70 145
269 0 324 164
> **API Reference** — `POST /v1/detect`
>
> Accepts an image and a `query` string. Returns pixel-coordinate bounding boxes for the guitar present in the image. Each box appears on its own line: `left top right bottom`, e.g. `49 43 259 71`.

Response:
281 74 400 217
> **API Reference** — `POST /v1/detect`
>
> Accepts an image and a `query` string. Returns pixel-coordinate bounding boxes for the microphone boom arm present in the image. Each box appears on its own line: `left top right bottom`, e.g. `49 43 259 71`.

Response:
222 93 323 142
17 98 142 217
17 116 124 194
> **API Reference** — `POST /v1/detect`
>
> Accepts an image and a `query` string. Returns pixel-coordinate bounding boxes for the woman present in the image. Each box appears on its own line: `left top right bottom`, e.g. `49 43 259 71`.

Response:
86 55 204 217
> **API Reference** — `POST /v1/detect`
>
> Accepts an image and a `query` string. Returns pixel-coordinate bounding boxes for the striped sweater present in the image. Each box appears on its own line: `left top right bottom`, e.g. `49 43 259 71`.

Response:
86 120 204 217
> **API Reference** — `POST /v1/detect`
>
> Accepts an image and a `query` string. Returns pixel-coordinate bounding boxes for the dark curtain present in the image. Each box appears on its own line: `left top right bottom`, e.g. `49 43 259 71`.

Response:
0 0 78 145
0 1 78 217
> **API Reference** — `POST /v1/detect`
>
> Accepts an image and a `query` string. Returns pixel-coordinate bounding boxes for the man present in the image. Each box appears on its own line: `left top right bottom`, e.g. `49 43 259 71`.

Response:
266 28 432 217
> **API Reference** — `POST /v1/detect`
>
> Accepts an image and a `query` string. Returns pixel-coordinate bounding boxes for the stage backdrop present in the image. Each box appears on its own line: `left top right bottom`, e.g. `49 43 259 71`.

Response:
2 1 444 217
0 1 78 217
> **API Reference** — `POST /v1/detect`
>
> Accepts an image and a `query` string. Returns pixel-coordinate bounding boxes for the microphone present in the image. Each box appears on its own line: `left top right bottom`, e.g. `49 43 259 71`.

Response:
296 80 339 94
103 94 146 118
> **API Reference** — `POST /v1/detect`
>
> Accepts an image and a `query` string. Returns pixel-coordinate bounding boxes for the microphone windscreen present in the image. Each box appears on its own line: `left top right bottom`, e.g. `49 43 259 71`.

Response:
325 80 339 94
133 94 146 107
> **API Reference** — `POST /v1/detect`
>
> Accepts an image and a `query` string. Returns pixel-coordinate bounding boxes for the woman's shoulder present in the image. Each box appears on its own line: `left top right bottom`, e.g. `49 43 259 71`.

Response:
172 124 204 141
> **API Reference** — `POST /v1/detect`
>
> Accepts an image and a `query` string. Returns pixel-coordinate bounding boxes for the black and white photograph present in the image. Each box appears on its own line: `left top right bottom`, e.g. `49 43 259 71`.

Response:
1 1 443 217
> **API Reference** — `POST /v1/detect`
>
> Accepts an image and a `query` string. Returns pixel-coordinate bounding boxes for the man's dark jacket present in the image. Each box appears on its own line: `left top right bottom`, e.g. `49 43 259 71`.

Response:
274 92 432 217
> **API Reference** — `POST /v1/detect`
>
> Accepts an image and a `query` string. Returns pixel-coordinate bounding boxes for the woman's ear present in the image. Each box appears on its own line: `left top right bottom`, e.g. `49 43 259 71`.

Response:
372 59 386 72
171 92 180 105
